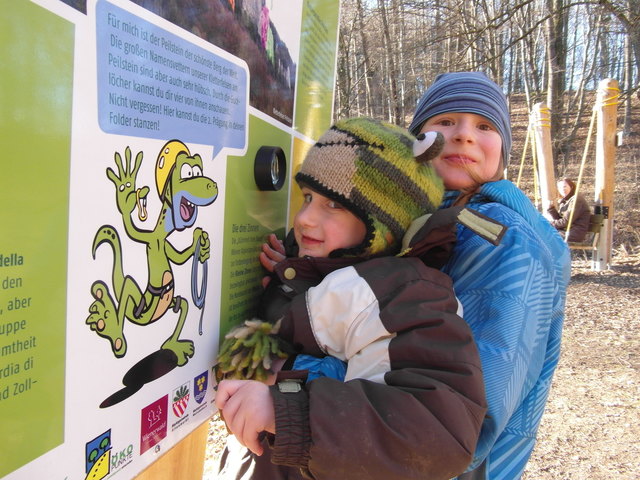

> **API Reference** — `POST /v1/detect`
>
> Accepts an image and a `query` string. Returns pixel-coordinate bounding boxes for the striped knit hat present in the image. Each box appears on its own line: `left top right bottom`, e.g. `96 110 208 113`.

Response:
295 117 444 258
408 71 512 166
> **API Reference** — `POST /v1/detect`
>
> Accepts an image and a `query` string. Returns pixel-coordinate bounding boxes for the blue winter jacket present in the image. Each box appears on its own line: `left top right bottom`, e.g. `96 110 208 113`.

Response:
445 180 571 479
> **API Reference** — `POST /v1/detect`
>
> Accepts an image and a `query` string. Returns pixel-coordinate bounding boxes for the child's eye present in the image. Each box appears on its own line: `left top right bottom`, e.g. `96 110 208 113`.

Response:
303 193 312 203
327 200 344 210
435 119 454 126
478 123 495 131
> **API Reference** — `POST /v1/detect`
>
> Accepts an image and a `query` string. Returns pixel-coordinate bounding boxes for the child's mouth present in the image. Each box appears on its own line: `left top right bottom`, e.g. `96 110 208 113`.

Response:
301 235 322 246
444 154 476 165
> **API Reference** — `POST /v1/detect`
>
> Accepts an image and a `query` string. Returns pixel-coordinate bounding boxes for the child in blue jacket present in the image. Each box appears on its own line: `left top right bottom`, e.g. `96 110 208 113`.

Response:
408 71 572 479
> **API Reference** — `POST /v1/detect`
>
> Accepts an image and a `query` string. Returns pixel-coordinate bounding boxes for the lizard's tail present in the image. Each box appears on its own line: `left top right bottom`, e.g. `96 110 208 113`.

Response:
92 225 125 302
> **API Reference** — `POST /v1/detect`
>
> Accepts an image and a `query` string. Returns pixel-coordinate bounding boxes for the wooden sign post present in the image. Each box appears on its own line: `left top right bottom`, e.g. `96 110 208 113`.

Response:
593 78 618 271
531 102 556 211
135 422 209 480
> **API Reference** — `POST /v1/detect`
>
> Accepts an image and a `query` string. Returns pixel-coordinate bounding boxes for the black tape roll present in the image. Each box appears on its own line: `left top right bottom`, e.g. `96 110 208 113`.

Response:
254 146 286 191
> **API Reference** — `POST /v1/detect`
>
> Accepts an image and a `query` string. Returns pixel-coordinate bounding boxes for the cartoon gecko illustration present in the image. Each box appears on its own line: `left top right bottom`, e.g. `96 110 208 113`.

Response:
86 140 217 367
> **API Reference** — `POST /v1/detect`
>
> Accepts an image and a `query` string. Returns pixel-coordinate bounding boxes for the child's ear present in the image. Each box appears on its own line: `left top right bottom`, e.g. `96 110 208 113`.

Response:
413 131 444 163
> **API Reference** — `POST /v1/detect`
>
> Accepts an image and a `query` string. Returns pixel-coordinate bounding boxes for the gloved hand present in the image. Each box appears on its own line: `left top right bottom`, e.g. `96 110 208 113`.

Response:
215 319 289 382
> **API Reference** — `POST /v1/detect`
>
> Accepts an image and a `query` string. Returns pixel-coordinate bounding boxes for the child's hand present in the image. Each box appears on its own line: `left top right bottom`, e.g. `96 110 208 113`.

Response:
260 234 285 268
215 379 275 456
260 234 286 287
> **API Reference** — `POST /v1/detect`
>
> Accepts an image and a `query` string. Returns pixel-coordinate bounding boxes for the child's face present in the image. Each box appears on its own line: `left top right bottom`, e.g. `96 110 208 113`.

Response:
421 112 502 190
557 180 572 197
294 187 367 258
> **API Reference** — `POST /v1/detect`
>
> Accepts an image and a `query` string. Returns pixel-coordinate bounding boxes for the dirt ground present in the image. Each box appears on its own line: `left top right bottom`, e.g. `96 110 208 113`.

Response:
521 250 640 479
203 249 640 479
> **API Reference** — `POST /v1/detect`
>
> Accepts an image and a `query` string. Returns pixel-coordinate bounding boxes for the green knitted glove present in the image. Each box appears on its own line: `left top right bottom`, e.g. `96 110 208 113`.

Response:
215 319 289 382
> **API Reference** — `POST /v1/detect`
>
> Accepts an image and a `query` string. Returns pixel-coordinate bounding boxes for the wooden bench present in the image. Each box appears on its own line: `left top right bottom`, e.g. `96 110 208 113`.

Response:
568 213 605 257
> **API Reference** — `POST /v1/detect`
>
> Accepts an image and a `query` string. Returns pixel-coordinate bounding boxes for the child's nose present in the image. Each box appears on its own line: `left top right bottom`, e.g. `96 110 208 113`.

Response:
452 122 475 143
297 203 319 226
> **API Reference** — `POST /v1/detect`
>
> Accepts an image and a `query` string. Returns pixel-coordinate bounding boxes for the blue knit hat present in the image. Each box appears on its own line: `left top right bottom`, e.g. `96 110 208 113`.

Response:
408 72 512 166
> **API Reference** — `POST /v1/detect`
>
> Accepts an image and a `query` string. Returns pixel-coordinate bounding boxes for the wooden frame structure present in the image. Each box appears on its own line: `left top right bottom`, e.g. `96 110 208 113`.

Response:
524 79 618 270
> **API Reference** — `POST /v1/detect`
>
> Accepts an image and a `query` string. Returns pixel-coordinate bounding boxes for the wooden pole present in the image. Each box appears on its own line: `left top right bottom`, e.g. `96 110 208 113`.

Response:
134 421 209 480
592 78 618 271
531 102 556 211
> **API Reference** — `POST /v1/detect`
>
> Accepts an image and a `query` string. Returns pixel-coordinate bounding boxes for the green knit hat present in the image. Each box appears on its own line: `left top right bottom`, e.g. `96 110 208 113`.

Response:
295 117 444 258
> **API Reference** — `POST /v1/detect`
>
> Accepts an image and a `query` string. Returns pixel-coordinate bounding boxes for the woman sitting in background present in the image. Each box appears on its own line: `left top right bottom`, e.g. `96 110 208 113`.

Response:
547 178 592 242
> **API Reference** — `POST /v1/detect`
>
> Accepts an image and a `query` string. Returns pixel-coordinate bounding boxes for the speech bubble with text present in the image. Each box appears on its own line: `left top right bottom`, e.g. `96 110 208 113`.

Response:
96 0 248 158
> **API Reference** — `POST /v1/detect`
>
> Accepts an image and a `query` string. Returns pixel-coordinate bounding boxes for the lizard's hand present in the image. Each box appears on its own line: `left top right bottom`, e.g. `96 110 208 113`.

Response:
193 228 210 262
106 147 144 216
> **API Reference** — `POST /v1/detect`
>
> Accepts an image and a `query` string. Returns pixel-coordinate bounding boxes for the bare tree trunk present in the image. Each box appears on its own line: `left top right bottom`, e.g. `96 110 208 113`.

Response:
623 27 633 134
433 0 444 71
378 0 401 124
623 0 635 134
545 0 567 168
356 0 374 117
352 33 361 116
395 0 407 125
336 21 352 118
519 40 533 110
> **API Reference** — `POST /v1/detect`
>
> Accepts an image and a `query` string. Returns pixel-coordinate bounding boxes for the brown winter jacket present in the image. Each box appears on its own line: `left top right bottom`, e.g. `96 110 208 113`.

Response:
547 193 591 242
241 208 489 480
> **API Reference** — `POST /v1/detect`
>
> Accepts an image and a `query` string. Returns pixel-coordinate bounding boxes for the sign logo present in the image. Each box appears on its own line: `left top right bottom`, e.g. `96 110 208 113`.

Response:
85 430 111 480
172 382 190 418
110 444 134 472
194 371 208 404
140 395 168 454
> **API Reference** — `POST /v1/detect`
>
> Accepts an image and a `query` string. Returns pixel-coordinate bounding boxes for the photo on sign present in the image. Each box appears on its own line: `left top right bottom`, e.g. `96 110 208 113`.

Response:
60 0 88 14
131 0 302 127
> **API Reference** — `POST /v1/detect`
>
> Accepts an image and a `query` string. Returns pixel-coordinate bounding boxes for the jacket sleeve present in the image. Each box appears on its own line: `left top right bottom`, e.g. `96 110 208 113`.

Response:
271 257 486 480
546 205 561 221
444 202 569 474
549 198 572 229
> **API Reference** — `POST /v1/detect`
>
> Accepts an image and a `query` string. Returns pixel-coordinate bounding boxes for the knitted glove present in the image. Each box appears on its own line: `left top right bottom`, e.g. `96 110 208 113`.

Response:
215 319 289 382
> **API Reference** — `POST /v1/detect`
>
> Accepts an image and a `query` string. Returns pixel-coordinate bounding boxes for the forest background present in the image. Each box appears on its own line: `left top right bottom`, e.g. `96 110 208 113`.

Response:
334 0 638 162
333 0 640 248
205 1 640 477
